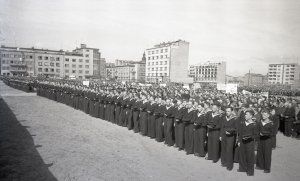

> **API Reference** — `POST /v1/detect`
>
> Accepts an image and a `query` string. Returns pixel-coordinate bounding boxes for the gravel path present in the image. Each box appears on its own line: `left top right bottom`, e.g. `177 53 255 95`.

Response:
1 81 300 181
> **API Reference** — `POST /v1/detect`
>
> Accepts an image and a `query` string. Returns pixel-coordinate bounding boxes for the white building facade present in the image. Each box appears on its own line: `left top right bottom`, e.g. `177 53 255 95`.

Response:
145 39 191 83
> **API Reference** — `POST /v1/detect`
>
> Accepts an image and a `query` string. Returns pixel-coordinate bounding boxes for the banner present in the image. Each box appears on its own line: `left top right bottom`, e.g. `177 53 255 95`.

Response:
226 84 238 94
193 83 201 90
261 92 269 98
83 80 90 86
160 83 167 87
242 90 252 95
217 83 226 91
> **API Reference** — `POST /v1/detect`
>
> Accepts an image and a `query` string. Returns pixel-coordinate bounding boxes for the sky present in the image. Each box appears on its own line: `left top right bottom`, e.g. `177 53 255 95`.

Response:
0 0 299 76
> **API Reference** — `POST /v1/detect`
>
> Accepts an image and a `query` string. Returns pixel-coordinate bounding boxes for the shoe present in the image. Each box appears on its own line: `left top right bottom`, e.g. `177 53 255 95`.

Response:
205 157 211 160
264 170 270 173
227 167 233 171
212 160 218 163
194 153 200 157
255 166 263 170
247 173 254 176
237 169 245 172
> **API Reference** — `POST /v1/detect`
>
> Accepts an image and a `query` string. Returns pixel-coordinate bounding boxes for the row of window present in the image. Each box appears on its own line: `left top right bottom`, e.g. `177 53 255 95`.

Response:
37 68 90 74
65 58 89 63
148 55 168 60
268 78 294 80
65 64 89 68
65 69 89 74
2 60 34 65
147 73 168 76
148 67 168 71
148 48 168 55
269 64 295 67
269 72 294 75
148 61 168 66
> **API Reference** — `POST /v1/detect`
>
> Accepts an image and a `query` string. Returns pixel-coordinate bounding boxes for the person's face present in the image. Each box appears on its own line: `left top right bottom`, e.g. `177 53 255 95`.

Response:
187 102 192 108
225 108 232 117
262 112 270 120
197 105 203 111
212 105 218 112
204 103 209 109
270 109 276 115
245 112 252 121
177 100 182 106
166 100 171 106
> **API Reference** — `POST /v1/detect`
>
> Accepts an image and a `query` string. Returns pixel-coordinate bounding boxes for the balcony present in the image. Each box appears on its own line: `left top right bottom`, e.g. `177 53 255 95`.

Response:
10 63 27 67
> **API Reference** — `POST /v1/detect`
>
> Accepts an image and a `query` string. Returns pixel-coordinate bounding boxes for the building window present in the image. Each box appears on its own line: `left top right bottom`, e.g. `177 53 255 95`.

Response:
72 70 76 73
72 59 76 62
79 70 83 74
44 56 48 60
148 57 151 60
85 54 89 57
65 58 69 62
72 64 76 68
85 65 89 68
79 65 83 68
56 63 60 67
79 59 83 62
44 62 49 66
165 61 167 65
165 48 168 52
65 69 69 73
38 56 42 60
56 57 60 61
56 69 60 73
85 70 89 74
38 68 42 72
160 55 163 59
164 67 167 70
85 59 89 63
165 55 168 58
50 62 54 66
38 62 42 66
65 64 69 68
44 68 49 72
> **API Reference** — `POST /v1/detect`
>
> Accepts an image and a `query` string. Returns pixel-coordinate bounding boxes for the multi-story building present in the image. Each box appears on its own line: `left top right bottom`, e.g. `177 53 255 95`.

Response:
226 75 244 86
0 44 102 79
105 62 116 79
100 58 106 79
267 63 300 85
243 73 267 86
145 39 191 83
72 44 101 78
189 61 226 84
0 47 35 76
114 60 146 82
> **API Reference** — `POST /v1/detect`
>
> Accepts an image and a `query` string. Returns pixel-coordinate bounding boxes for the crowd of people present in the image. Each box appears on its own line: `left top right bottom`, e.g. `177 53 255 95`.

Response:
2 76 300 176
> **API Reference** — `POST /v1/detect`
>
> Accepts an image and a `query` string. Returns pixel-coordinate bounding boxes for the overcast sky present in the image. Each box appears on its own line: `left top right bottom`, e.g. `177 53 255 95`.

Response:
0 0 299 76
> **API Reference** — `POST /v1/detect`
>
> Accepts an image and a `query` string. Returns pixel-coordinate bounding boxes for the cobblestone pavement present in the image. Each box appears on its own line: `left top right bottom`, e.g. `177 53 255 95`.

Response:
1 81 300 181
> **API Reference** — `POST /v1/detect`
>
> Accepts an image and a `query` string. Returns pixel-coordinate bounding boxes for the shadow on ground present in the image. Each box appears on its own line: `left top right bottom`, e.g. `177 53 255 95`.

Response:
0 97 57 181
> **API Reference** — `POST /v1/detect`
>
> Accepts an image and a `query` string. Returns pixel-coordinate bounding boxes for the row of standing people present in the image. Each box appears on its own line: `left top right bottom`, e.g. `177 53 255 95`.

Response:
36 83 277 176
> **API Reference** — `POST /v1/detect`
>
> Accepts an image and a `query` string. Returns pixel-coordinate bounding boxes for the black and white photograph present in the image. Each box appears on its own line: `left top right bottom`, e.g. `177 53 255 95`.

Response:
0 0 300 180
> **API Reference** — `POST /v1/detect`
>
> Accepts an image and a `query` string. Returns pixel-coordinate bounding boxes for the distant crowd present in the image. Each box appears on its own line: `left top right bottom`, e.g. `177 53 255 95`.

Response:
1 75 300 176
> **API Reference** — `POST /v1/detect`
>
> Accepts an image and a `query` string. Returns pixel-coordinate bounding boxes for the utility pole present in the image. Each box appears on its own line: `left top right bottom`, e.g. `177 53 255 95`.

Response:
247 69 250 86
